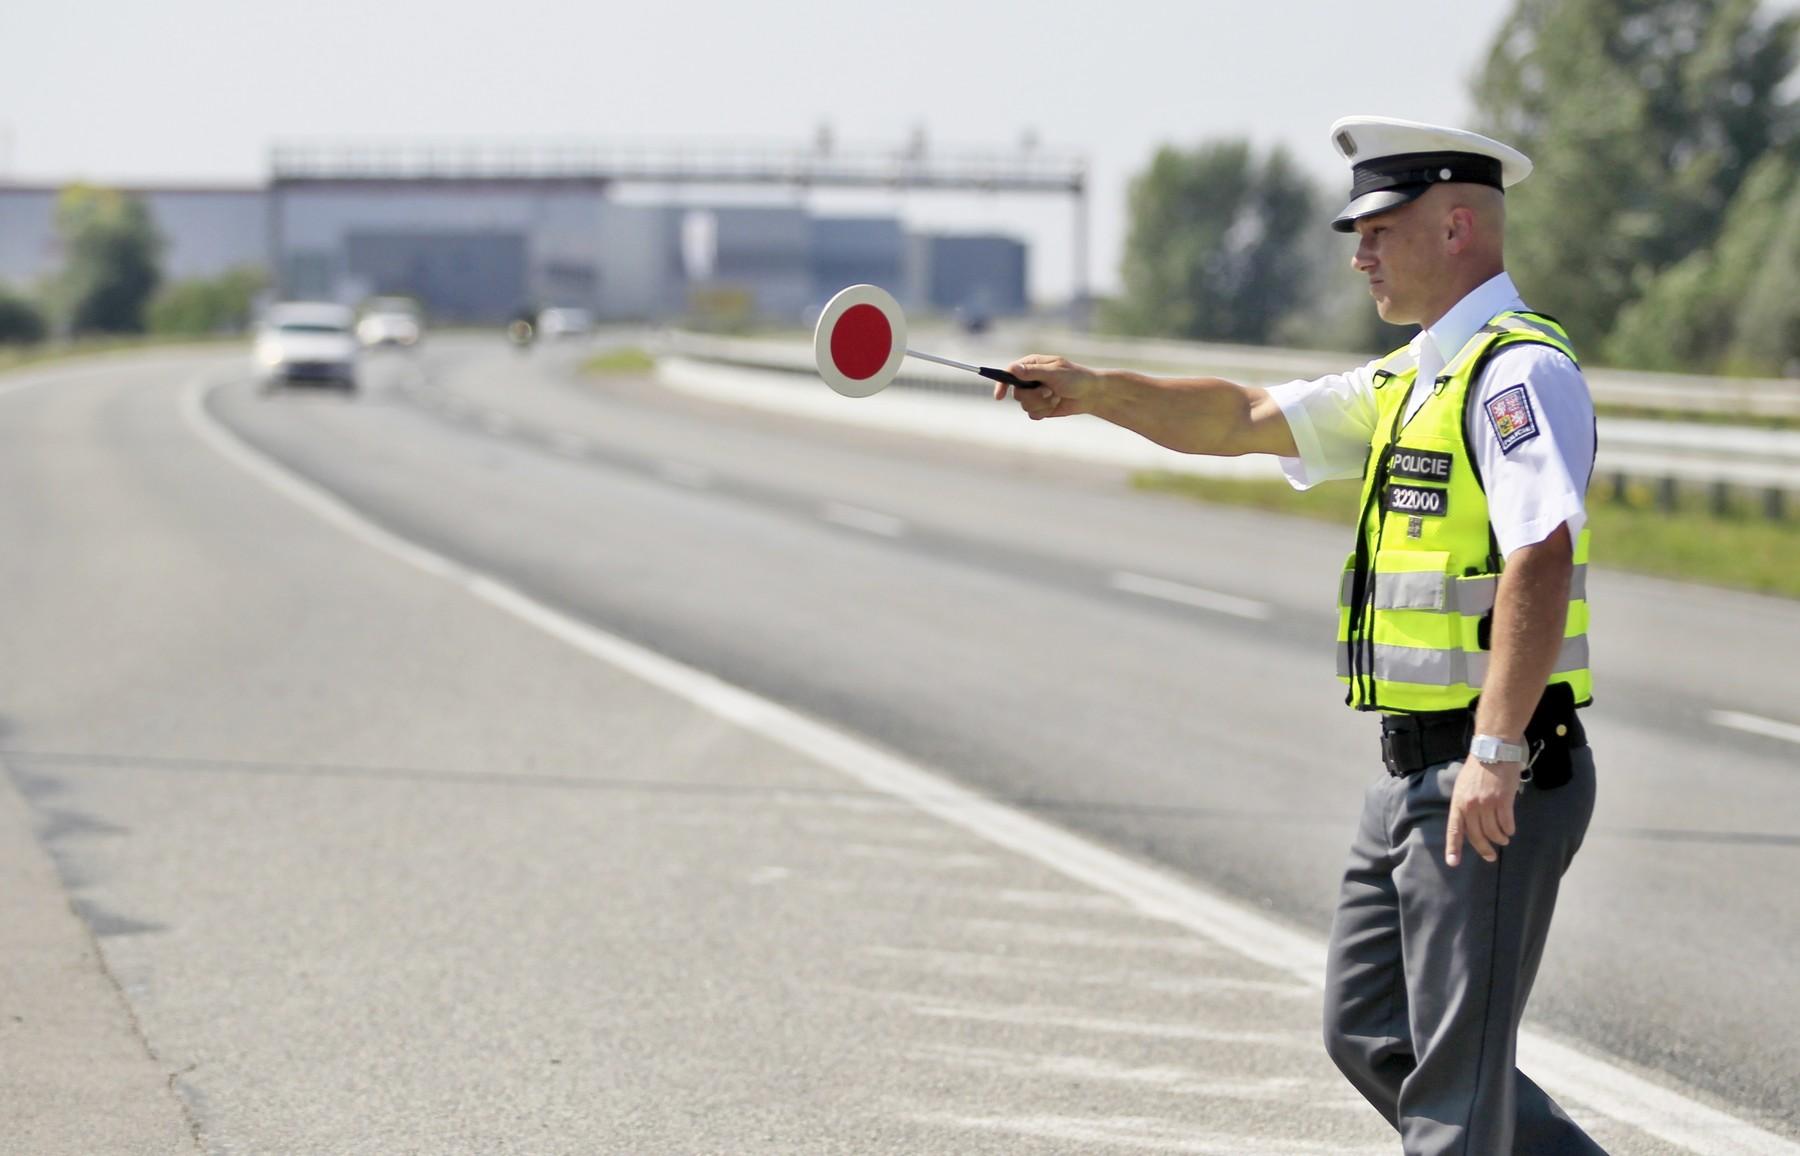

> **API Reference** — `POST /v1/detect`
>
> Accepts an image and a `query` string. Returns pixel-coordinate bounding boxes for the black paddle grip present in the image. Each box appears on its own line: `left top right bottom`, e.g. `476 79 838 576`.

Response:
977 366 1041 389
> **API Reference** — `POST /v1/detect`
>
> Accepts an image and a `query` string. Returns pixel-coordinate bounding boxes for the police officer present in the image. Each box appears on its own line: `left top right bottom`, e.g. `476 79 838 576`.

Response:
996 115 1603 1155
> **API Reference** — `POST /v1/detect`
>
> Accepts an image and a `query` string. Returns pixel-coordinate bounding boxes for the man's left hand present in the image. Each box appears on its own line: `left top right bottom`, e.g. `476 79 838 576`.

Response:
1445 758 1523 867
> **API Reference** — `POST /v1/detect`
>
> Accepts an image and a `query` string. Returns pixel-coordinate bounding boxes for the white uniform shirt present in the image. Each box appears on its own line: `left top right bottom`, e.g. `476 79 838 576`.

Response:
1267 272 1594 558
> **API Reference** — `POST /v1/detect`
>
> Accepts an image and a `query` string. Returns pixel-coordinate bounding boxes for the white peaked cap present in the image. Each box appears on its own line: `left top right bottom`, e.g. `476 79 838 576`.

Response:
1327 115 1533 232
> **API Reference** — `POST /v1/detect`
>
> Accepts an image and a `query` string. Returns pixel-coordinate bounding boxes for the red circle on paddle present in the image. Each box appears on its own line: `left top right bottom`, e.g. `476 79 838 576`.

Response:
829 303 893 381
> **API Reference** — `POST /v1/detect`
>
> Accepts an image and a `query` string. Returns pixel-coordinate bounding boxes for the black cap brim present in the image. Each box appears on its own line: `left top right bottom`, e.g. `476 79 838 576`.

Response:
1331 186 1427 232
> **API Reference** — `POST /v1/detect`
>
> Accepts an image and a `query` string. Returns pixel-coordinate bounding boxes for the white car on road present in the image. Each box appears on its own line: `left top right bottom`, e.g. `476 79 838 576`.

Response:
536 307 594 340
255 303 360 391
356 298 424 348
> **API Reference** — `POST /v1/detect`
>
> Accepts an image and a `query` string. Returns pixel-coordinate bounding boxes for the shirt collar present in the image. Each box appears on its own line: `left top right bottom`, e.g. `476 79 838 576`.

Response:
1416 271 1525 375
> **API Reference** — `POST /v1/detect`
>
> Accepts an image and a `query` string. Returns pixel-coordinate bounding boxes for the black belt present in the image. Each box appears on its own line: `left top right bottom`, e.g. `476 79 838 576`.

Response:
1379 684 1587 786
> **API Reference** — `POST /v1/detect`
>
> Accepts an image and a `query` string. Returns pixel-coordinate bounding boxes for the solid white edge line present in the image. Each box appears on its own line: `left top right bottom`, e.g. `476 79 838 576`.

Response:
1710 709 1800 746
1109 570 1272 621
178 374 1799 1156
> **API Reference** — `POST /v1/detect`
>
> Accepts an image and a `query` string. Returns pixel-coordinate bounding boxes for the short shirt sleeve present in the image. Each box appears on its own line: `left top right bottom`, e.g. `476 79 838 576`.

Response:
1266 359 1382 489
1467 344 1594 559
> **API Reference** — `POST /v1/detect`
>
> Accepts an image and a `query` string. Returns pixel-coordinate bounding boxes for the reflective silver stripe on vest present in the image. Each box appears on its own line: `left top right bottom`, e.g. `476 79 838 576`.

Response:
1338 564 1587 616
1374 348 1418 379
1336 635 1589 687
1339 570 1445 611
1495 315 1571 350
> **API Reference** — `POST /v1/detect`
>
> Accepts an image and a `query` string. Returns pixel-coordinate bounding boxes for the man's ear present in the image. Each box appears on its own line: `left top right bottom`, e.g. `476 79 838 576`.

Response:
1444 206 1476 254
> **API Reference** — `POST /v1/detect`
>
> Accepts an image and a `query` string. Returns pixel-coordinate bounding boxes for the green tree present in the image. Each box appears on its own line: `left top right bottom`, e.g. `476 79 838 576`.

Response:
1605 147 1800 373
0 286 47 344
1106 140 1317 345
53 185 164 335
147 266 267 336
1725 157 1800 374
1473 0 1799 356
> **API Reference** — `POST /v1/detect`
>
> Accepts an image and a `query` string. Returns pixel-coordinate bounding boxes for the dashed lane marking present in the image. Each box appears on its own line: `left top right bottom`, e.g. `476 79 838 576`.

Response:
1710 709 1800 746
181 375 1800 1156
1108 571 1271 621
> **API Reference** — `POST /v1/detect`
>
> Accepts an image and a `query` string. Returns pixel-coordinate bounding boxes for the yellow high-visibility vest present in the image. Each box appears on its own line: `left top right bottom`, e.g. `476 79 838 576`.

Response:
1337 311 1593 713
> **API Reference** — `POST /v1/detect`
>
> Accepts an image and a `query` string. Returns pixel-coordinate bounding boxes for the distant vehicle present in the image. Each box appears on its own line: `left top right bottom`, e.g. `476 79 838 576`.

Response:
363 295 422 317
356 309 422 348
954 304 992 336
255 302 359 391
535 307 594 340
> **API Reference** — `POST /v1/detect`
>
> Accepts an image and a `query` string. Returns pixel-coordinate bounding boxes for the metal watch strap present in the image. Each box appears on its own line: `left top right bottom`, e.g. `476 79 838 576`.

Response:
1471 733 1528 764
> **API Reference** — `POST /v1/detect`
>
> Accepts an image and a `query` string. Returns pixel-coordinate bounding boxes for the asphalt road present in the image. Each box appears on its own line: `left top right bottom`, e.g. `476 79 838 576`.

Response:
1 340 1795 1153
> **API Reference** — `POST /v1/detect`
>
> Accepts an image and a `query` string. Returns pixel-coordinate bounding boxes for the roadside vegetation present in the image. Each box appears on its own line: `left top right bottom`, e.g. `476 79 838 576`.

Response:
1132 472 1800 600
1106 0 1800 378
580 347 656 375
0 185 266 374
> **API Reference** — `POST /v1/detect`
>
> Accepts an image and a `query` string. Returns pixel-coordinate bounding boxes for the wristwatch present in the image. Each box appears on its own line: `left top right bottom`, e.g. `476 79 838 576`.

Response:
1471 734 1528 764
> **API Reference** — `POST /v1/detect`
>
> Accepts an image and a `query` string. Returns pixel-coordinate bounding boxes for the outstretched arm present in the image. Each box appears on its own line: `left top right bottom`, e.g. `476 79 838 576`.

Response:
997 355 1299 459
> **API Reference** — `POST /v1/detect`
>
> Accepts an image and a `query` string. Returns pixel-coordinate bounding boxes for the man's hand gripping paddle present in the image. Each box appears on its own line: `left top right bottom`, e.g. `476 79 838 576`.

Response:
812 283 1040 398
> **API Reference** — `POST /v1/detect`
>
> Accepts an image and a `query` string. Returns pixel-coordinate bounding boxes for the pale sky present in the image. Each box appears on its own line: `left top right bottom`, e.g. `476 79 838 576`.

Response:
0 0 1525 300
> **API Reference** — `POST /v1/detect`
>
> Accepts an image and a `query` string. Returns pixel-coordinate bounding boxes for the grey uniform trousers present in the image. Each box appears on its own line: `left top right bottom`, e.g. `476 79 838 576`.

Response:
1323 747 1605 1155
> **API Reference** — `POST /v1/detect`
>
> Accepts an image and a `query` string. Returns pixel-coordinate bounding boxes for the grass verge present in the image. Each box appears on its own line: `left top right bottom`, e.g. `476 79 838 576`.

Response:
0 335 239 375
580 347 656 375
1133 471 1800 600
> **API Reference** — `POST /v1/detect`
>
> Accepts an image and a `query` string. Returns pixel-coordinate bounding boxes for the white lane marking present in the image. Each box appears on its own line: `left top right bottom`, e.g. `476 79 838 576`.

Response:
859 945 1308 997
949 918 1227 957
182 379 462 582
839 843 993 869
656 459 713 488
550 432 590 459
1710 709 1800 746
887 995 1315 1048
181 376 1800 1156
481 413 515 436
911 1113 1391 1155
911 1043 1364 1106
821 501 906 538
1108 571 1271 621
935 885 1129 912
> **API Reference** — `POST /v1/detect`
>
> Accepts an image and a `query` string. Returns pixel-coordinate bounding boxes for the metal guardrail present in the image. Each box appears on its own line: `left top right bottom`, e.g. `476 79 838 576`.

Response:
661 330 1800 512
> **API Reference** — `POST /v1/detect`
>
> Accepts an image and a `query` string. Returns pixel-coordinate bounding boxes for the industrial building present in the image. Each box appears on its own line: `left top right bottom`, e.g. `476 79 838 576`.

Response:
0 165 1033 325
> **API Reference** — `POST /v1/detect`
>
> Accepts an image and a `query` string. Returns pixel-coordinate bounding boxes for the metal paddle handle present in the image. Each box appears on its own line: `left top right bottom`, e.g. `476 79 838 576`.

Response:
904 348 1040 389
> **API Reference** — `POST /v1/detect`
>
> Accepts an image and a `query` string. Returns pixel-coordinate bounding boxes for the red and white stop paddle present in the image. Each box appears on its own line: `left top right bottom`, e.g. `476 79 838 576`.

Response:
812 283 1040 398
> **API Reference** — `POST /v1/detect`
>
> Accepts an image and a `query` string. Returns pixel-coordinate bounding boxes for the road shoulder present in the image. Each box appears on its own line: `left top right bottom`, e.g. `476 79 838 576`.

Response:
0 759 198 1154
